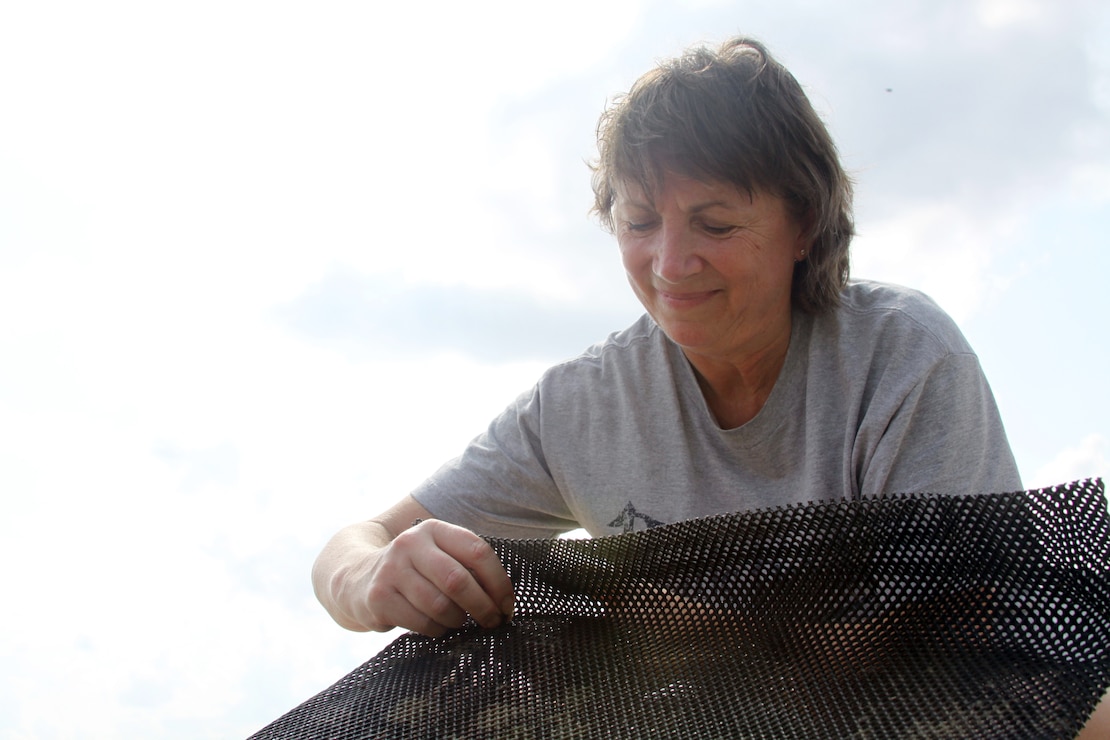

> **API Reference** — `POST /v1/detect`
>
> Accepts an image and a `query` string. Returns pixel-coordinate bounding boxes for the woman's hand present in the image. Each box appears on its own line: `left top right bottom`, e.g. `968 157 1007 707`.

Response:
312 497 515 637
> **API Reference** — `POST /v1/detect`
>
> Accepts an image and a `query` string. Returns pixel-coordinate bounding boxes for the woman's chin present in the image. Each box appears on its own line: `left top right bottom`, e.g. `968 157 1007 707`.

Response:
655 321 718 353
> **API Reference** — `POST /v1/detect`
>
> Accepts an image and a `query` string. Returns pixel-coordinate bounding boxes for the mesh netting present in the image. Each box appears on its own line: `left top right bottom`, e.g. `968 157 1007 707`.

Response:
251 479 1110 739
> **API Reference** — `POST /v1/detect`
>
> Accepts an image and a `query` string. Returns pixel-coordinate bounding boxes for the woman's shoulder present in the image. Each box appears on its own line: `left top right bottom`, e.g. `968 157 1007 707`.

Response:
839 279 948 318
553 313 667 367
832 279 973 355
536 313 677 393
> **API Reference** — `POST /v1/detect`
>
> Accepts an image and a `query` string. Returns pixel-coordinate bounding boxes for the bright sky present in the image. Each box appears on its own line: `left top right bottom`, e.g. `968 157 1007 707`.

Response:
1 0 1108 737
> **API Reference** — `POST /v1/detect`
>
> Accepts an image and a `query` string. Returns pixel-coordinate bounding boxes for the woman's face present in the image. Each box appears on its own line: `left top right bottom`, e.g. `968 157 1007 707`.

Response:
614 173 809 364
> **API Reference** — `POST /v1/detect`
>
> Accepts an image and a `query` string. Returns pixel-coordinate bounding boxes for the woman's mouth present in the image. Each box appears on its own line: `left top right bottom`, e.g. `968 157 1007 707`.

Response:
658 289 719 309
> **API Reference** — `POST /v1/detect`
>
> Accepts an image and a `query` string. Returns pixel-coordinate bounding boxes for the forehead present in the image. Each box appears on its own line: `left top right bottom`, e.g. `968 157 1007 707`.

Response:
613 173 756 210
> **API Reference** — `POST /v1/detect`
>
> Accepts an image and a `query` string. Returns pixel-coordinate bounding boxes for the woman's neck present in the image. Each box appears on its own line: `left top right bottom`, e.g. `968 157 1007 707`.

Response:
683 320 792 429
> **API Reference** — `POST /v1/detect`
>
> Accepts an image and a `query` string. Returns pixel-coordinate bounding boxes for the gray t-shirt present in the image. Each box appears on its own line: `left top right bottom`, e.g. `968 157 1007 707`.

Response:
413 280 1022 539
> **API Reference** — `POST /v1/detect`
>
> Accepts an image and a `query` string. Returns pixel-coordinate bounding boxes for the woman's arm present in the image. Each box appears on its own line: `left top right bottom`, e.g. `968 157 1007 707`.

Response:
312 495 515 637
1077 694 1110 739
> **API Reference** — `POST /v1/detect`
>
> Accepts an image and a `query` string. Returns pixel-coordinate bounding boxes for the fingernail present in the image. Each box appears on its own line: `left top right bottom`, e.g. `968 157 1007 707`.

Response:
502 595 516 621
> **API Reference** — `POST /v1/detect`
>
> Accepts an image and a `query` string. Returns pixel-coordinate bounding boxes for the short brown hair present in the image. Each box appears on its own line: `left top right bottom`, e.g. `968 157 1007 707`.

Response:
591 37 853 314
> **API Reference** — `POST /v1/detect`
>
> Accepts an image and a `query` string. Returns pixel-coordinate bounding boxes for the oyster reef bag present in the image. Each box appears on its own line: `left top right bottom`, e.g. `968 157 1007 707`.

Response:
251 479 1110 739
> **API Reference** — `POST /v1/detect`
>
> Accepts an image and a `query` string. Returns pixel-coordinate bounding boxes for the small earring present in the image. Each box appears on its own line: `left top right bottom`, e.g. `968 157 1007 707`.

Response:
795 249 807 263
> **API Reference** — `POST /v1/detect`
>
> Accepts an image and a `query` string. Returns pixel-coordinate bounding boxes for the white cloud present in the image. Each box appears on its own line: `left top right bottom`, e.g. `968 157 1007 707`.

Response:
1028 434 1110 490
975 0 1044 27
850 200 1021 323
0 340 542 737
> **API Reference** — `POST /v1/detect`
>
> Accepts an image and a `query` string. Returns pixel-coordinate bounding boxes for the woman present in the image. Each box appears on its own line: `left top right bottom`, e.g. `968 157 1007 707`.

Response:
312 36 1020 640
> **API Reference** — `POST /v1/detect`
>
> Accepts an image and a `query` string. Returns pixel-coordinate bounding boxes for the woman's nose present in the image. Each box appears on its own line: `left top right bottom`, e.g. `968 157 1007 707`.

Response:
652 226 702 283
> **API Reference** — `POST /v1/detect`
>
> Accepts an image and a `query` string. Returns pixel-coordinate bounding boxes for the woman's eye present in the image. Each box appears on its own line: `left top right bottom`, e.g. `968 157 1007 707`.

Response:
624 221 656 233
701 223 736 236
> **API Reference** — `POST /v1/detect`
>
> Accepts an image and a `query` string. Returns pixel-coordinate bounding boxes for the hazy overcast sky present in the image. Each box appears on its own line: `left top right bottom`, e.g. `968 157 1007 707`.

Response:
1 0 1108 737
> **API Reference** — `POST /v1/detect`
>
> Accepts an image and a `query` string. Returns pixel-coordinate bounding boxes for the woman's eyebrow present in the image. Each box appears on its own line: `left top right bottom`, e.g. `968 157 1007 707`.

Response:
688 200 732 213
614 195 655 211
618 198 736 213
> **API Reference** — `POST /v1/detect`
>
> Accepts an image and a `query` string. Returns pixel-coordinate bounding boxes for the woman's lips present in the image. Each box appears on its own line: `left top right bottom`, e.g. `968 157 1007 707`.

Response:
657 289 719 309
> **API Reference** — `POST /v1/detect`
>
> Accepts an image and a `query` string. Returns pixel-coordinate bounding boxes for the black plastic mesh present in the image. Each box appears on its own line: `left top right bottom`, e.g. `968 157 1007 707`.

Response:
251 479 1110 739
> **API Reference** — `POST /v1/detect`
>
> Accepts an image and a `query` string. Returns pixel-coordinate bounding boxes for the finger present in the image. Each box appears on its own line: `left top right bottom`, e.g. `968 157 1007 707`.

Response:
427 522 515 620
412 544 506 629
396 567 470 633
392 519 514 628
446 535 516 620
360 562 467 637
388 577 466 638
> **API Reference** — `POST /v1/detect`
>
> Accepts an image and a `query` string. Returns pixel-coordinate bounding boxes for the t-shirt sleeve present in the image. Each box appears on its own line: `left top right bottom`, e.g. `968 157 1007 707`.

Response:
859 351 1023 498
410 384 581 539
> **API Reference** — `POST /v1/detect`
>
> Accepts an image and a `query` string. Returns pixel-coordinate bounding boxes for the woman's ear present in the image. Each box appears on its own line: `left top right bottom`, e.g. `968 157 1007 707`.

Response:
793 208 816 262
